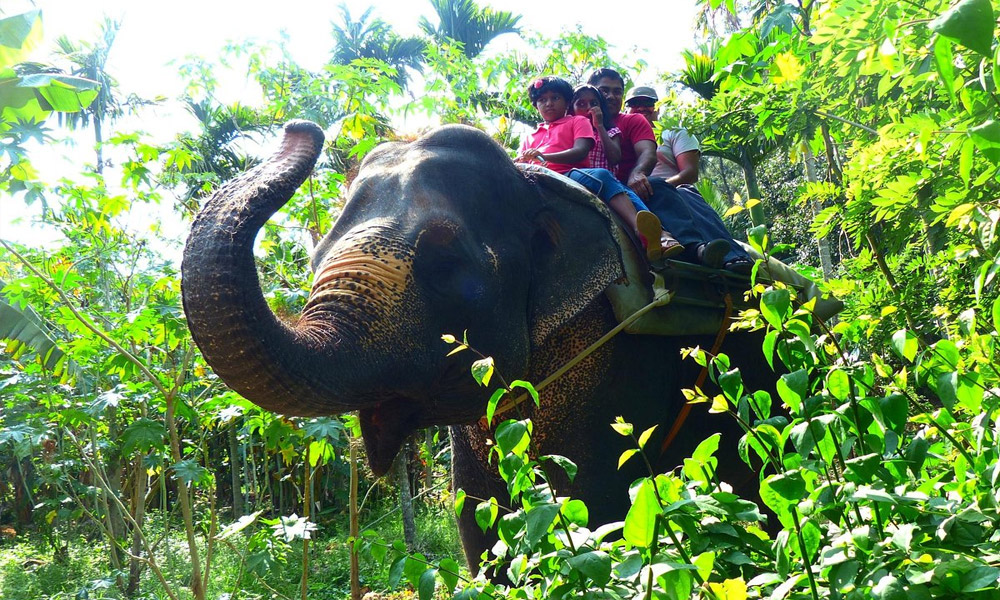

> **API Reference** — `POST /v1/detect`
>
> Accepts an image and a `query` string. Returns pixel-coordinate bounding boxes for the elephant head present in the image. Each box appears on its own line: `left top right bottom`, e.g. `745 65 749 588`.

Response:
182 121 627 475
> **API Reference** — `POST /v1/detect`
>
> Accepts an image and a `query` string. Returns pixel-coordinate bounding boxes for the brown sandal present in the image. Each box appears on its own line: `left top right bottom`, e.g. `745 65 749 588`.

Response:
636 211 665 262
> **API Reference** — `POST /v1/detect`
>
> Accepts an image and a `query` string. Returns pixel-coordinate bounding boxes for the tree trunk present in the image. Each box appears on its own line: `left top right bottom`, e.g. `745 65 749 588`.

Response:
349 440 361 600
394 442 417 552
802 142 835 279
423 428 434 493
739 148 766 227
227 422 244 518
300 447 311 600
165 394 205 600
126 453 148 597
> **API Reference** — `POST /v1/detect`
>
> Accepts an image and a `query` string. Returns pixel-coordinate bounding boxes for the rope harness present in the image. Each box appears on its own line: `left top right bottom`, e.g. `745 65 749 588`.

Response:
479 285 673 428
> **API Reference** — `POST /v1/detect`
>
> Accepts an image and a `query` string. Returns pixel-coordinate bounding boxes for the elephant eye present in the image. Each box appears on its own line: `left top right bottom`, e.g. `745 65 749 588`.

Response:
415 224 464 291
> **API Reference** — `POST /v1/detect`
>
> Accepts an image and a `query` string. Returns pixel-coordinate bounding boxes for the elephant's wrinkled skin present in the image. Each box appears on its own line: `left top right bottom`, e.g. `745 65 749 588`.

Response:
182 120 772 571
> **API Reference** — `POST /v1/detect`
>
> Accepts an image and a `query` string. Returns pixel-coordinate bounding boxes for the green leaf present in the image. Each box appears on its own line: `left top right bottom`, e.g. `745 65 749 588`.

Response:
969 120 1000 164
825 368 851 401
216 511 264 541
0 286 71 373
618 448 639 469
561 499 589 526
0 11 43 67
474 497 498 533
495 419 529 455
992 296 1000 332
890 329 919 362
121 418 167 454
933 37 957 103
718 369 744 402
961 566 1000 592
454 488 466 518
567 551 612 587
871 574 907 600
777 369 809 414
404 554 428 587
693 551 716 583
760 288 791 329
471 356 494 386
510 380 540 406
929 0 995 56
623 478 659 547
485 388 505 425
438 558 460 593
611 418 634 437
172 459 211 487
637 424 658 449
525 503 560 545
418 568 436 600
799 518 821 561
762 329 778 369
541 454 578 482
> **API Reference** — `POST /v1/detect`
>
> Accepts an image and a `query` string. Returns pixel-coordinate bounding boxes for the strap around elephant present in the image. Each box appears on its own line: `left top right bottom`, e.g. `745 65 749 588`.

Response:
479 282 674 428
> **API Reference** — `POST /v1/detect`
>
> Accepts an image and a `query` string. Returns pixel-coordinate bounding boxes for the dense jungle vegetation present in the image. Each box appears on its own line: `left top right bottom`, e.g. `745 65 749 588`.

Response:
3 0 1000 598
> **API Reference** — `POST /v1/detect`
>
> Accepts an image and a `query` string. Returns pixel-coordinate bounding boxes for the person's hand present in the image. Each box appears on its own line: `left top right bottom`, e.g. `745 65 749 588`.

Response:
588 106 603 129
516 148 546 164
628 172 652 199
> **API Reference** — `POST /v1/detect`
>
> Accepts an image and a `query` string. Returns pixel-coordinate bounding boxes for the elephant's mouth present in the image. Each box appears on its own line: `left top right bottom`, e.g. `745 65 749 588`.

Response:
360 397 422 476
360 360 487 475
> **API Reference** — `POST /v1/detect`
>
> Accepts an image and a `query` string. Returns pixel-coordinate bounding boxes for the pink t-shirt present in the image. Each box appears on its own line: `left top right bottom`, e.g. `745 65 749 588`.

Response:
520 115 595 175
611 113 655 183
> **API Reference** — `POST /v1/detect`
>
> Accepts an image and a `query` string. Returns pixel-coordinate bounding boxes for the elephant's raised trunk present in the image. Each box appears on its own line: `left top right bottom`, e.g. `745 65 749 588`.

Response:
181 120 376 416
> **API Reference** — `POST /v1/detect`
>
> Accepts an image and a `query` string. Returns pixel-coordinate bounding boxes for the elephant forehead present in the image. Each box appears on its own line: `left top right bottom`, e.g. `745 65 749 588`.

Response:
354 150 440 188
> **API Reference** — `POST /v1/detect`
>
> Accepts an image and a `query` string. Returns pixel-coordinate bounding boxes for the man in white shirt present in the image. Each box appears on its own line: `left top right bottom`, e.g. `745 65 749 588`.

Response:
626 86 752 273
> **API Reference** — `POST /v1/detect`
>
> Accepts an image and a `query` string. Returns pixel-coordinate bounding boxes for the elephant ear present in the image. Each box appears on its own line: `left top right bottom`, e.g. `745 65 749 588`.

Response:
519 164 630 346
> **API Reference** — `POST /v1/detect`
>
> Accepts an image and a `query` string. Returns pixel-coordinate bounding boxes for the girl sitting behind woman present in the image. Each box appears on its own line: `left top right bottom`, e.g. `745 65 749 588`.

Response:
515 76 682 261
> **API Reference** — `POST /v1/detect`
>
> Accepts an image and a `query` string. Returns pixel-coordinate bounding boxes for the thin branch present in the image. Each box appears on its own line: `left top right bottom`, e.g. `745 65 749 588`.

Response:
1 239 169 399
814 109 878 135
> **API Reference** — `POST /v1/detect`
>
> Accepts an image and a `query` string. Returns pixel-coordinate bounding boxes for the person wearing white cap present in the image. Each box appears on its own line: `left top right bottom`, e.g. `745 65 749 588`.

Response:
624 85 754 273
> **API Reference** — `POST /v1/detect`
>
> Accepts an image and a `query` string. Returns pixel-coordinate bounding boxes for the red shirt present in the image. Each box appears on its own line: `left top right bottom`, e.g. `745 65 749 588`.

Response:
520 115 595 175
611 113 655 183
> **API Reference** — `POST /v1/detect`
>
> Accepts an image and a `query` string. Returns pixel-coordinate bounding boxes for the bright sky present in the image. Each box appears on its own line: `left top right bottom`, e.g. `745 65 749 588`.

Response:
5 0 700 245
26 0 698 102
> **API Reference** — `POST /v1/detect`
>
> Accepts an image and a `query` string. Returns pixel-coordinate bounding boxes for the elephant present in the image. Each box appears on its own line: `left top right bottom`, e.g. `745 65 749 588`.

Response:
181 120 779 572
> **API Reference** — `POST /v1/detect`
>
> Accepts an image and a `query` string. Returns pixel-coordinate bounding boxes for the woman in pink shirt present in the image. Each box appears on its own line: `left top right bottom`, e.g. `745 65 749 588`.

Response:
516 77 682 260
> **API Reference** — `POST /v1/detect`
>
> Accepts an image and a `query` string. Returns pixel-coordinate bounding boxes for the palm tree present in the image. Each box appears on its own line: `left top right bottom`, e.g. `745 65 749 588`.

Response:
419 0 521 58
331 4 426 89
53 17 122 174
174 99 269 205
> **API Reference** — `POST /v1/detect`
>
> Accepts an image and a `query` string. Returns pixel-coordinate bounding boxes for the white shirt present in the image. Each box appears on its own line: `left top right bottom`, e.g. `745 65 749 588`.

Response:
650 129 700 180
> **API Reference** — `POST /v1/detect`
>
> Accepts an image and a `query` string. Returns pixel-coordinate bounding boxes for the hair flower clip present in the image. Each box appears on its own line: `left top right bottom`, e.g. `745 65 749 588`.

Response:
533 79 544 89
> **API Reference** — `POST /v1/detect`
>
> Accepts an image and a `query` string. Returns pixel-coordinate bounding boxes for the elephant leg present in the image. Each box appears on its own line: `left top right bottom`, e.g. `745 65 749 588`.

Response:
450 423 507 575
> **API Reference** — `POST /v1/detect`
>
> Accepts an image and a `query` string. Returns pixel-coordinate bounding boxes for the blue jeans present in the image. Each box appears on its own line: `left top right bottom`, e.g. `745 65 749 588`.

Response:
645 178 750 264
567 168 650 214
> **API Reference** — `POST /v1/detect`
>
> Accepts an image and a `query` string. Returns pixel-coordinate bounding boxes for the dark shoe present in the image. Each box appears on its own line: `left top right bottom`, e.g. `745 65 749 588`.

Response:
725 258 755 275
697 239 729 269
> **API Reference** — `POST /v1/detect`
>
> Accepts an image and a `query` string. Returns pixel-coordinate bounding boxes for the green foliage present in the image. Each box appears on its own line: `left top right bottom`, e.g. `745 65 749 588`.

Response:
6 0 1000 596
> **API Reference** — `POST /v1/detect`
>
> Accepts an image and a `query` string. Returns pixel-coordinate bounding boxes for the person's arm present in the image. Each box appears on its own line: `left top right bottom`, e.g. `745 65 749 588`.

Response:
668 150 700 186
588 107 621 166
627 139 656 199
597 125 621 166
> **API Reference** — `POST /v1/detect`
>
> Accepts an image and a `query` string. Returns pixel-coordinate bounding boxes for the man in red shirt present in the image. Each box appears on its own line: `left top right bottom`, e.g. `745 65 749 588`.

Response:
586 68 657 200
